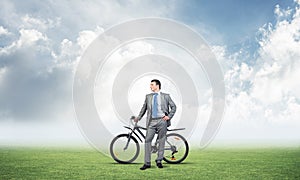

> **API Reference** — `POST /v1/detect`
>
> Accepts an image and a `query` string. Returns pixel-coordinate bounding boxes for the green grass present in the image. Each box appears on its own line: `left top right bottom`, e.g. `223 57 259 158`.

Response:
1 146 300 179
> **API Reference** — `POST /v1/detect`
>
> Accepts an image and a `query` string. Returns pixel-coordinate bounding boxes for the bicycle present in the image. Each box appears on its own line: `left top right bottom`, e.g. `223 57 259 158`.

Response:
110 116 189 164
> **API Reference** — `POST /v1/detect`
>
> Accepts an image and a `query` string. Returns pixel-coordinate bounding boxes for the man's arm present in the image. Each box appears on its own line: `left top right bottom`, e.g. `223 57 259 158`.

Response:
135 95 147 121
167 94 176 119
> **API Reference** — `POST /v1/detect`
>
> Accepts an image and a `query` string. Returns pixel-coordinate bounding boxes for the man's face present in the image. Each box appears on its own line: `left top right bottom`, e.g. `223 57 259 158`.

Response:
150 82 159 92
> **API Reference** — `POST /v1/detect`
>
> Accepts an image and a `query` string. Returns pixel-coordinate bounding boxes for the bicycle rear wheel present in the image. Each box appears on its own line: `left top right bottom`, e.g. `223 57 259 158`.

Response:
163 133 189 164
110 134 140 164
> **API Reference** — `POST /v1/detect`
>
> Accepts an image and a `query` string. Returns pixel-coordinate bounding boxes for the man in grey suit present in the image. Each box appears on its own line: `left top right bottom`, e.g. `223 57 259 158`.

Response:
134 79 176 170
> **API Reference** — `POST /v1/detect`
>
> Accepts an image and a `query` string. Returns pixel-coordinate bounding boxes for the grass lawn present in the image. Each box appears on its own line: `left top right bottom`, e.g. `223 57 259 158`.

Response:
1 146 300 179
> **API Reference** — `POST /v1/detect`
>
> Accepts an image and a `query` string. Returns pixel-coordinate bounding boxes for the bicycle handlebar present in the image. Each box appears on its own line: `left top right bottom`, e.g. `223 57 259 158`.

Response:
130 115 138 127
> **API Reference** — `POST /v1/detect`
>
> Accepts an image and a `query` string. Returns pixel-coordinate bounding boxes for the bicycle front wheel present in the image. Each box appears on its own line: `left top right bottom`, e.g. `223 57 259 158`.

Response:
110 134 140 164
163 133 189 164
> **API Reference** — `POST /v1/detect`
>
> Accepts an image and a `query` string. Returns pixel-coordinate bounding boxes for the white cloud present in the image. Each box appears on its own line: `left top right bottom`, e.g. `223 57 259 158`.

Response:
21 14 61 31
217 1 300 137
239 63 253 81
252 2 300 104
50 26 105 73
0 26 10 36
0 28 48 55
17 29 48 46
274 4 293 20
264 95 300 125
50 38 77 71
251 62 283 104
76 26 104 51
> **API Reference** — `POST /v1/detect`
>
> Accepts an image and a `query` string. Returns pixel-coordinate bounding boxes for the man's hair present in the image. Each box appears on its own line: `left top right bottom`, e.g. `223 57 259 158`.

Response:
151 79 161 89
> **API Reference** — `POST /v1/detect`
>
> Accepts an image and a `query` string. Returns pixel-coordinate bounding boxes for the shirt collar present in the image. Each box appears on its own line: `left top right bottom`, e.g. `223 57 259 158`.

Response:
153 91 161 95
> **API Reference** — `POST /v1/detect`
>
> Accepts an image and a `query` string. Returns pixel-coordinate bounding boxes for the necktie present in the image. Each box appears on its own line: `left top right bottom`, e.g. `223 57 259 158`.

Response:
152 93 158 118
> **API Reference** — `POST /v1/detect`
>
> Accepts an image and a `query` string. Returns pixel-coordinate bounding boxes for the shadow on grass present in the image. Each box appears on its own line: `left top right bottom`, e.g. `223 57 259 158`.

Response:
107 162 141 165
106 161 195 166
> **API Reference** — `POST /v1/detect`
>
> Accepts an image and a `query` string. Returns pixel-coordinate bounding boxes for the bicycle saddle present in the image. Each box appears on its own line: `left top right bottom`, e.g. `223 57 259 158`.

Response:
167 128 185 131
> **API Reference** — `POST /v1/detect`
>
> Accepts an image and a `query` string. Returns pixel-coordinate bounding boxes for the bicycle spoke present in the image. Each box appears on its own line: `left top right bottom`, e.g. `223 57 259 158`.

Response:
163 133 189 164
110 134 140 163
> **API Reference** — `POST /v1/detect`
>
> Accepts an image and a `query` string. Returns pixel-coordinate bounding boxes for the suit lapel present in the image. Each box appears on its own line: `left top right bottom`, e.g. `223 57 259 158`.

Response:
149 94 153 111
160 92 165 107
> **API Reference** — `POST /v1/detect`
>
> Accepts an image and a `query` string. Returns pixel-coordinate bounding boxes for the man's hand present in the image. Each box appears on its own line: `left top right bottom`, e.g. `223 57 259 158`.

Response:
162 116 170 121
134 117 139 122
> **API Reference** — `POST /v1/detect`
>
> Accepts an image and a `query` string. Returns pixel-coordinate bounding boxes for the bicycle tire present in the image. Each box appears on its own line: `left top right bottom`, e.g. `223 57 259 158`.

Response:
110 134 140 164
163 133 189 164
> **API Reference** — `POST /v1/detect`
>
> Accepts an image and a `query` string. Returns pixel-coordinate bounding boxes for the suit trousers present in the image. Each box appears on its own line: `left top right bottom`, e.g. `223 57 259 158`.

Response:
144 118 168 165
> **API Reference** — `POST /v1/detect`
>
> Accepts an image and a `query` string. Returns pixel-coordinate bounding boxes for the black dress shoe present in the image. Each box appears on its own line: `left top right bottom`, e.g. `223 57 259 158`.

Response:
156 162 163 168
140 164 151 170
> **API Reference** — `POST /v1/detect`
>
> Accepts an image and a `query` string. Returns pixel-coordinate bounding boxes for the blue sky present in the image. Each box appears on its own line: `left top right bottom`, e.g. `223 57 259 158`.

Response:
1 0 300 146
173 0 294 44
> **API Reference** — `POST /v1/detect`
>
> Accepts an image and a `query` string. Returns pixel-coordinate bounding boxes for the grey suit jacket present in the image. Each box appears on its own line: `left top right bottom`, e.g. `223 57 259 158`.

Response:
137 92 176 127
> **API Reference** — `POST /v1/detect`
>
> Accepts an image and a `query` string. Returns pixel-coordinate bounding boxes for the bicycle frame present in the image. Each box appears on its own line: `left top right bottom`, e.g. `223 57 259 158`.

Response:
122 122 185 152
123 123 145 143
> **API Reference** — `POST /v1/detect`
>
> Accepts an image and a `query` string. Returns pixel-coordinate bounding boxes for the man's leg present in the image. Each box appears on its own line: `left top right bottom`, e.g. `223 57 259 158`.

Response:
144 121 156 165
156 119 167 163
